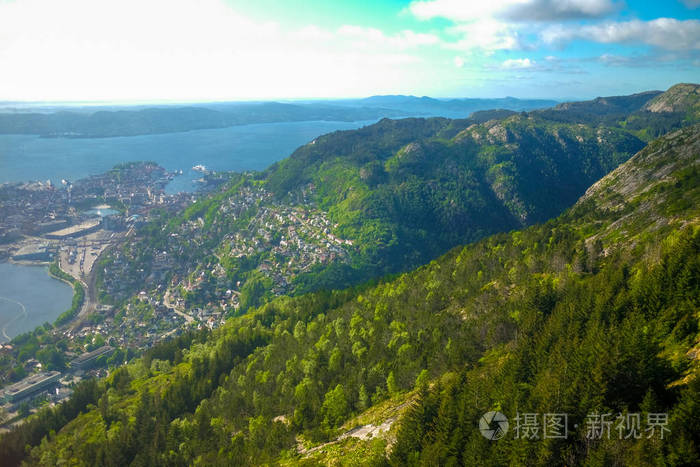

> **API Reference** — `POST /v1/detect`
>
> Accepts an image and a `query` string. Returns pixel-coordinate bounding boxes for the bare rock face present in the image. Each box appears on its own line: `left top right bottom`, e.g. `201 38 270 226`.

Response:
487 123 508 144
643 83 700 114
580 123 700 211
397 142 423 159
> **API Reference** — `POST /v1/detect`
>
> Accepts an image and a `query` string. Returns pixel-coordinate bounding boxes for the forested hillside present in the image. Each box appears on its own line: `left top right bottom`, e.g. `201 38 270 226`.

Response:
98 89 677 314
535 83 700 140
263 114 643 279
96 85 700 320
5 120 697 465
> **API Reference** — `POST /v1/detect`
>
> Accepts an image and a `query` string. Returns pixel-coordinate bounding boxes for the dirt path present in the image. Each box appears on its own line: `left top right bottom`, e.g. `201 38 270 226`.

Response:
295 397 416 458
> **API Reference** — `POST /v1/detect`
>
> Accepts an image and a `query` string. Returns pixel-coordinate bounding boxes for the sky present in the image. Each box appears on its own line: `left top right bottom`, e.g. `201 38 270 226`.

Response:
0 0 699 102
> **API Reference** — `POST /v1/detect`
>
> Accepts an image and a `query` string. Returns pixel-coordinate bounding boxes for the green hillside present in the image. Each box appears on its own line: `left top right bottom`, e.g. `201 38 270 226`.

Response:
96 85 700 321
264 114 643 272
97 105 648 314
5 121 697 465
536 83 700 141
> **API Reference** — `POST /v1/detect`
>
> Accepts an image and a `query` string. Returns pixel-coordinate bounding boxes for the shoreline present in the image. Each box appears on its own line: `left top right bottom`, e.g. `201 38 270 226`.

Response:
0 119 372 192
0 295 27 343
46 263 78 288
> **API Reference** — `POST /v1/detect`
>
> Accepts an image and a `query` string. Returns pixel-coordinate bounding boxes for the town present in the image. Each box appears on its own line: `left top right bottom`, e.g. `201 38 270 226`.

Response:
0 162 357 430
0 163 199 429
94 182 355 339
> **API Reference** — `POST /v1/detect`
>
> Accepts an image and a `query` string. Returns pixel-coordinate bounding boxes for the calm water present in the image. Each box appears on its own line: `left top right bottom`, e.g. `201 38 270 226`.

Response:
0 263 74 343
0 120 374 193
0 119 374 342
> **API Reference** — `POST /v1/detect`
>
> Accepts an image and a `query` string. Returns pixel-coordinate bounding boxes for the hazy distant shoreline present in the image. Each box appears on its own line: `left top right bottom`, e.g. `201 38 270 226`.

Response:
0 120 373 192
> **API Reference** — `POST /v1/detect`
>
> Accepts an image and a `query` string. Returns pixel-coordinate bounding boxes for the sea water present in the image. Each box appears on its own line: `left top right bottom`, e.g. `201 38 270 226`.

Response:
0 262 74 343
0 120 374 193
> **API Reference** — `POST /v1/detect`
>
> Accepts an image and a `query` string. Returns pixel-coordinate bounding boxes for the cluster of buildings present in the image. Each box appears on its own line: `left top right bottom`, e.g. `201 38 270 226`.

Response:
223 201 352 294
0 346 114 413
149 184 354 318
0 162 183 263
93 181 355 348
115 297 188 347
0 163 203 423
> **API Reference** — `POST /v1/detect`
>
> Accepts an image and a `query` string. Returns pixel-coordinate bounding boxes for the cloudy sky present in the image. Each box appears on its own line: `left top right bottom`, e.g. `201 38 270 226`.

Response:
0 0 699 102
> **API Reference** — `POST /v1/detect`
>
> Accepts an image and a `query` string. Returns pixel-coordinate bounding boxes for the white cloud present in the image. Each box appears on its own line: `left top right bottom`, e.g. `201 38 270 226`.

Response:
409 0 616 22
484 55 588 74
411 0 516 22
393 29 442 48
0 0 440 101
407 0 617 54
454 56 465 67
337 25 440 49
501 58 535 69
445 20 525 52
542 18 700 50
294 25 333 41
598 53 632 66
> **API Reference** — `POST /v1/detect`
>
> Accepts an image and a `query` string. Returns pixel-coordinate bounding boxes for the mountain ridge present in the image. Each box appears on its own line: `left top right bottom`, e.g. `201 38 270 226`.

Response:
91 85 697 315
0 96 558 138
643 83 700 115
93 110 646 311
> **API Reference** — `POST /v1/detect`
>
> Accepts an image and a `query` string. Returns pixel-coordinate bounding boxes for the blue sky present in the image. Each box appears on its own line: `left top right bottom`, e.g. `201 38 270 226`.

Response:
0 0 698 101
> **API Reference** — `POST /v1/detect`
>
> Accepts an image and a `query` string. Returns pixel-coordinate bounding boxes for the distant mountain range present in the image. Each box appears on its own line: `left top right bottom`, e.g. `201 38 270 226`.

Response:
5 85 696 139
0 95 558 138
329 94 558 116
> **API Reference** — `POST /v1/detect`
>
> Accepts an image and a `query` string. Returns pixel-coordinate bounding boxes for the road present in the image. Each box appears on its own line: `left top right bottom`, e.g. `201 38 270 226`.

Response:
163 289 194 324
